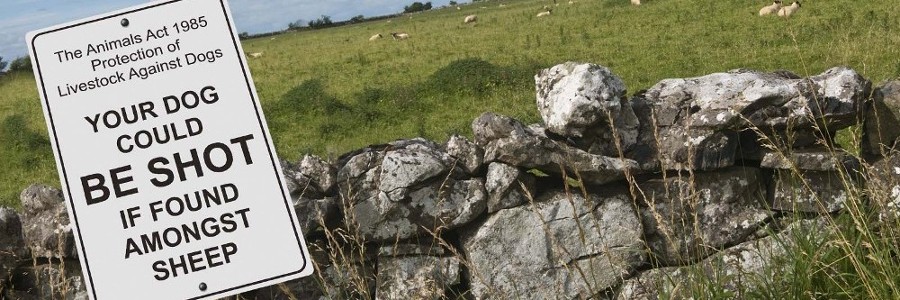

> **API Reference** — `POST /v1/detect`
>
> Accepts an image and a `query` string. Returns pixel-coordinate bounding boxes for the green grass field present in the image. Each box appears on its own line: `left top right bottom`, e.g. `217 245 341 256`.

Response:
1 0 899 208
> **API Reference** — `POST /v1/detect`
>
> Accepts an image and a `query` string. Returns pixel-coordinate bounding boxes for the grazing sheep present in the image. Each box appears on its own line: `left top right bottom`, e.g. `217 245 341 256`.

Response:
631 0 641 5
777 1 801 17
391 32 410 40
464 15 477 24
456 6 461 10
369 33 383 41
499 4 506 7
758 1 782 16
248 52 263 58
536 10 551 17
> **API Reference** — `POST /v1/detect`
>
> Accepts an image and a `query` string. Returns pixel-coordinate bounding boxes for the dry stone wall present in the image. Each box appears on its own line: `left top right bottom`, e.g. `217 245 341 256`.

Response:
3 61 899 299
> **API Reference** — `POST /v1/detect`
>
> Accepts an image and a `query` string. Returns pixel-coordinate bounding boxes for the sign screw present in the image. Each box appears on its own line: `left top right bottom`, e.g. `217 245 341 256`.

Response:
199 282 207 291
120 18 130 27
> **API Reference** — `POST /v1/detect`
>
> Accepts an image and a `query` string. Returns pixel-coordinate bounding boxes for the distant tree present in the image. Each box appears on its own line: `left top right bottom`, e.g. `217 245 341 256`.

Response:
350 15 365 23
288 19 305 30
238 32 250 39
404 2 433 13
308 15 333 29
0 56 7 72
449 1 457 5
8 57 31 72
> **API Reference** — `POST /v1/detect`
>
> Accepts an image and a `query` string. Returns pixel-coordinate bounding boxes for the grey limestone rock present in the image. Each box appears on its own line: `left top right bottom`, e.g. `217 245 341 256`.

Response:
462 190 644 299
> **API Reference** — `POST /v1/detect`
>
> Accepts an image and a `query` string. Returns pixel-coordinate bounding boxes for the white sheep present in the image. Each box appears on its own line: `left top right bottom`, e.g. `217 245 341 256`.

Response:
758 1 782 16
248 52 263 58
369 33 383 41
777 1 801 17
456 6 461 10
464 15 477 24
391 32 410 40
536 10 552 17
631 0 641 5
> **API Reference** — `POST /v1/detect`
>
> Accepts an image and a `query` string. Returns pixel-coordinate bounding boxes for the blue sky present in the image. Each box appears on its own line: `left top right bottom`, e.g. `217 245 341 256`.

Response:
0 0 455 62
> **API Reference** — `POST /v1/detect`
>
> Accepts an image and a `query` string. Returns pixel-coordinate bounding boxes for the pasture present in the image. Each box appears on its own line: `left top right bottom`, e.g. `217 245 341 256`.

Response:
1 0 899 208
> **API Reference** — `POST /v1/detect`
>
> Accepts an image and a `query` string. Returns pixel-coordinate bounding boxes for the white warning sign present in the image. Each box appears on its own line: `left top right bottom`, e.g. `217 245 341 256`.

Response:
27 0 313 299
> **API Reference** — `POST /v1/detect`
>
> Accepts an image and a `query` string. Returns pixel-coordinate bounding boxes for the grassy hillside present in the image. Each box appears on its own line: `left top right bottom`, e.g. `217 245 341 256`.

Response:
1 0 899 207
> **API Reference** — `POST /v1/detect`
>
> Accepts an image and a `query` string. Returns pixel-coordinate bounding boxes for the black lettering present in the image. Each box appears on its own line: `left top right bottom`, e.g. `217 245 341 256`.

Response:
163 95 180 114
203 142 233 172
84 114 101 133
117 135 133 153
222 183 239 204
81 173 109 205
152 260 169 281
219 213 236 232
148 157 173 187
188 250 206 272
174 149 203 182
168 255 189 278
200 86 218 104
125 238 142 259
110 165 138 198
205 246 223 268
222 242 237 263
230 134 254 165
141 232 163 253
235 208 251 228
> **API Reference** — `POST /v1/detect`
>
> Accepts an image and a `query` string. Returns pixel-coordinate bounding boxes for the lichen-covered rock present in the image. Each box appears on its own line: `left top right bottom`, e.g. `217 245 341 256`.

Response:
863 81 900 159
376 254 459 300
633 67 869 170
535 63 639 155
293 155 336 197
19 185 76 259
760 148 859 171
471 112 533 147
336 139 485 241
866 152 900 221
637 167 772 265
771 170 851 213
1 207 29 284
462 190 644 299
444 134 484 174
618 218 829 299
485 162 535 213
476 112 639 185
293 196 337 235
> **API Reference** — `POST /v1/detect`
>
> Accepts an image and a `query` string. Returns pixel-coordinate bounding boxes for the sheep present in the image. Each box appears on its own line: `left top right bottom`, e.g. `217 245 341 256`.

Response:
631 0 641 5
536 10 551 17
777 1 801 17
758 1 782 16
369 33 383 41
456 6 461 10
391 32 410 40
499 4 506 8
248 52 263 58
464 15 477 24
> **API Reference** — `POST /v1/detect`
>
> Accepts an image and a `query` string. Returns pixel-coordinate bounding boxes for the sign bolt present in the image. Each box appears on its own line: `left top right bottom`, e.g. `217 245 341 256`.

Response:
120 18 129 27
199 282 207 291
